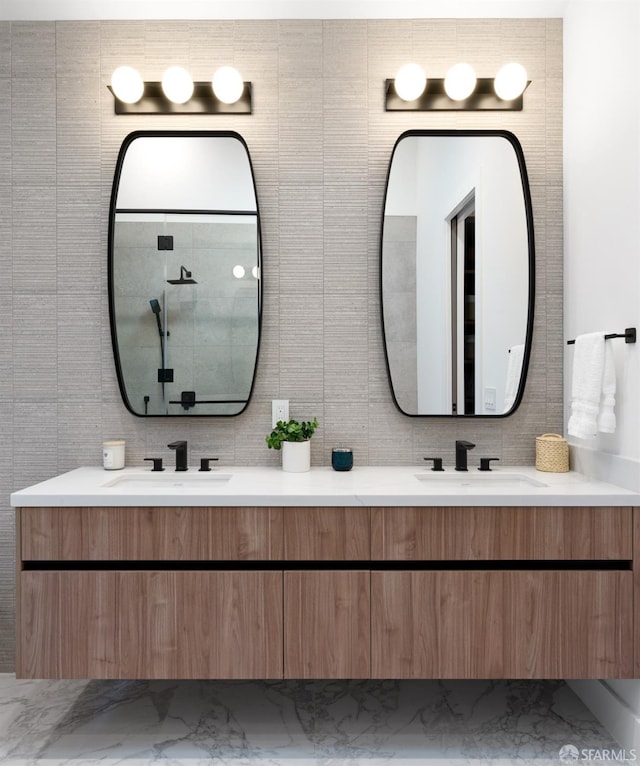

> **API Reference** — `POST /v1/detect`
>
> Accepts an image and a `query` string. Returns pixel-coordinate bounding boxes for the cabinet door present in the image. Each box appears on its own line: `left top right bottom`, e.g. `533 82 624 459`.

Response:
371 570 633 679
19 570 283 679
284 570 370 678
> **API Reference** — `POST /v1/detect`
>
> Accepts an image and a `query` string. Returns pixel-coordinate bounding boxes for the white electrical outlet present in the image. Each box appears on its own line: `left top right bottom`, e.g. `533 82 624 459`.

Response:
272 399 289 427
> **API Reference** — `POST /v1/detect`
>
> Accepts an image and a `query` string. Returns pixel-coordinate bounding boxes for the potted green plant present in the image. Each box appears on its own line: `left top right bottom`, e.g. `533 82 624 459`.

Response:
266 418 319 472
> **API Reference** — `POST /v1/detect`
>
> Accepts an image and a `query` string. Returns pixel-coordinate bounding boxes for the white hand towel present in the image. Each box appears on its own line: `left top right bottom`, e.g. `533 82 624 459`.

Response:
567 332 606 439
503 344 524 412
597 341 616 433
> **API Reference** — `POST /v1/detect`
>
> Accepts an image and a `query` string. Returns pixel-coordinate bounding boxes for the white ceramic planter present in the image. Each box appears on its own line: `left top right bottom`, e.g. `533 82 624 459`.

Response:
282 440 311 473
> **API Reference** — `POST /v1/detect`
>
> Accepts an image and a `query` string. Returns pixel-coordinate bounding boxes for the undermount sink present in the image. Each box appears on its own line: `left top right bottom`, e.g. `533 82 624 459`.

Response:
414 472 548 489
102 472 232 490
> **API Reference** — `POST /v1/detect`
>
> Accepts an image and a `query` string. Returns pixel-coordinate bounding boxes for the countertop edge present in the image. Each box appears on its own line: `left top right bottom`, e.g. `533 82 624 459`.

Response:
9 465 640 508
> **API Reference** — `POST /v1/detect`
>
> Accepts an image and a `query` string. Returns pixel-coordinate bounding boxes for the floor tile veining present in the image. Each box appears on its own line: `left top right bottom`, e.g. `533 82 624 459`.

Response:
0 676 622 765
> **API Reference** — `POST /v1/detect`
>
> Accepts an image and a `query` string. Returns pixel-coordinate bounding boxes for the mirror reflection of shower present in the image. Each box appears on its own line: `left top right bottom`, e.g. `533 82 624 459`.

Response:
167 265 198 285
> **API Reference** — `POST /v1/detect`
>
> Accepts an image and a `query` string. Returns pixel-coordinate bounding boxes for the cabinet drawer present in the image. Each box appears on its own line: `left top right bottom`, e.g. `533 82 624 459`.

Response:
371 569 633 679
284 507 370 560
20 506 283 561
18 570 283 679
371 506 632 560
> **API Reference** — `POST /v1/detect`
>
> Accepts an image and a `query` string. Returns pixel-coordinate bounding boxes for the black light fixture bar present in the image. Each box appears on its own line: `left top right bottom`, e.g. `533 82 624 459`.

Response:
385 78 529 112
108 81 252 115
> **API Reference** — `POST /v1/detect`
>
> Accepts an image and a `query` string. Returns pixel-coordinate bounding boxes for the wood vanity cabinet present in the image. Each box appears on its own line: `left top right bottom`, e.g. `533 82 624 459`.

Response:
19 569 283 679
17 507 284 679
16 504 637 680
371 569 631 678
370 506 634 679
282 506 371 678
284 569 370 678
20 505 283 561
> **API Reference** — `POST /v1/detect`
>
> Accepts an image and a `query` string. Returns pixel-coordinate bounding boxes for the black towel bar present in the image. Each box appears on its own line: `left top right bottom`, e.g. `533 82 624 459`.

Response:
567 327 636 345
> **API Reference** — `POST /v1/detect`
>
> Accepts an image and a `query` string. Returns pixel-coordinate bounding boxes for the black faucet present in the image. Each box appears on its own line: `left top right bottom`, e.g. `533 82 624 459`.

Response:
455 440 476 471
168 440 188 471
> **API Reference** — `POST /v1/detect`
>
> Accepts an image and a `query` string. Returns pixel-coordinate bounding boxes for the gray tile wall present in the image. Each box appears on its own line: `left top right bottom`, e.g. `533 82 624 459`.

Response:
0 18 563 671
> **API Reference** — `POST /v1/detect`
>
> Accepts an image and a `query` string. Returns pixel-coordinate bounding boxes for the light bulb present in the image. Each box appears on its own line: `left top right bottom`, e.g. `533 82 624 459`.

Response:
233 265 246 279
444 63 477 101
252 265 260 279
212 66 244 105
161 66 194 104
494 62 528 101
111 66 144 104
394 63 427 102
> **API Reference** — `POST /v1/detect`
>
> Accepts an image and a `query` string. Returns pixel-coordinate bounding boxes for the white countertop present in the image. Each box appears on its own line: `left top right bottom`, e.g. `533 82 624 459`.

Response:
9 465 640 507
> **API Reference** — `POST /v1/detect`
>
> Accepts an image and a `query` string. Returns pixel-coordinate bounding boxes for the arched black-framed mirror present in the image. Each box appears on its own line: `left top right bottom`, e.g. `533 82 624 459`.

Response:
381 129 535 417
108 130 262 417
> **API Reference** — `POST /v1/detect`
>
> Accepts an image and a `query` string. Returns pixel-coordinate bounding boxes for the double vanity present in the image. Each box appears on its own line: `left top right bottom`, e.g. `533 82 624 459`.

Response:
12 465 639 681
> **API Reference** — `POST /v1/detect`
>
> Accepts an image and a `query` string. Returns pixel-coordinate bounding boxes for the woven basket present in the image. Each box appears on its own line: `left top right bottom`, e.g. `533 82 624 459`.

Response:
535 433 569 473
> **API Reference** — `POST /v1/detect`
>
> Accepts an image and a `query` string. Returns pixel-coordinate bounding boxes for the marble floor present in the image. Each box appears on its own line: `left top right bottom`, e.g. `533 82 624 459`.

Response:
0 675 624 765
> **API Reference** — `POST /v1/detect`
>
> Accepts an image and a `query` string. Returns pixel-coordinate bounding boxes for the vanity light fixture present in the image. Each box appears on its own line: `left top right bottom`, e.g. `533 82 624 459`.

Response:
108 65 252 114
385 62 530 111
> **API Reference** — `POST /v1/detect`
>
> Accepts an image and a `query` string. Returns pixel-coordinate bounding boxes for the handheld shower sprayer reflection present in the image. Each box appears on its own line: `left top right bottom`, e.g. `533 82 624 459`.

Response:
149 298 169 405
167 265 198 285
149 298 164 339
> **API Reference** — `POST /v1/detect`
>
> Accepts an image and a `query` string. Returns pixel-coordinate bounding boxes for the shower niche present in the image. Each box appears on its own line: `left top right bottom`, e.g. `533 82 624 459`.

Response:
108 131 262 416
